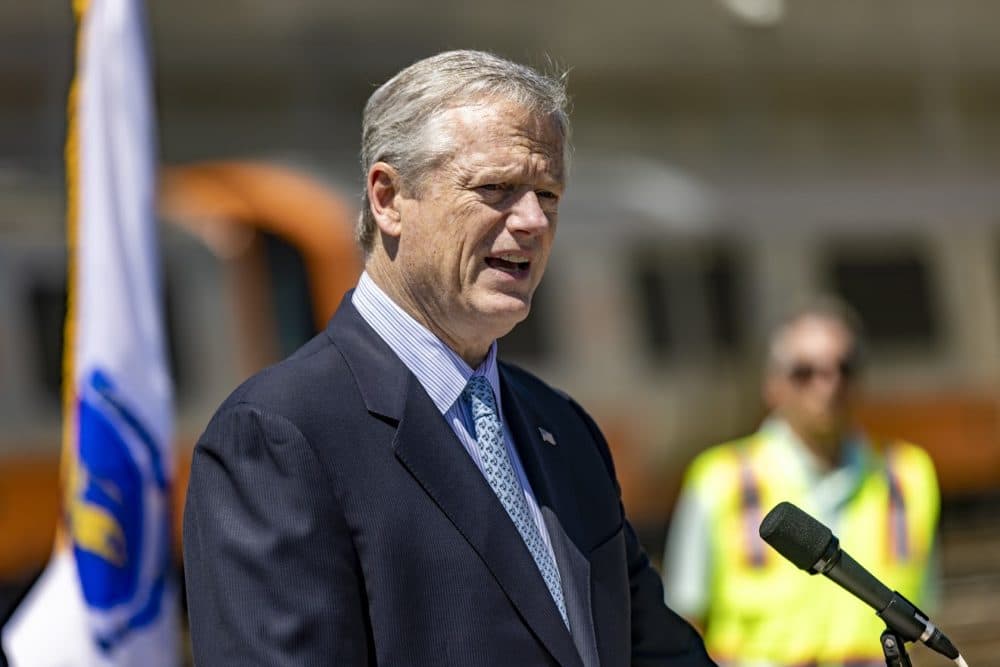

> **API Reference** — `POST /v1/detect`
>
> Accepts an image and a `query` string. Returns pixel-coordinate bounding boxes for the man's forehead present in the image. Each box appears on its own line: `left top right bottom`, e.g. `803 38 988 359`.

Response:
783 316 855 355
429 102 565 164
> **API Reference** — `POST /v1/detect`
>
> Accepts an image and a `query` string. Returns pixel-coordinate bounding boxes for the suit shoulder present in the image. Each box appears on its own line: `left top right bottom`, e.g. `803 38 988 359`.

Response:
217 330 357 426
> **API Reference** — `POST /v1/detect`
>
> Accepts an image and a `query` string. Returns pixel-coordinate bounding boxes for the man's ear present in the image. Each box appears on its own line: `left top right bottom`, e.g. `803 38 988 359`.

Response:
367 162 404 238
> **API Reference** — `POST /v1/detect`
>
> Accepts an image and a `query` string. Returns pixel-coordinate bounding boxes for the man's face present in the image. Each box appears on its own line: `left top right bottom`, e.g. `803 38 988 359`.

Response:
391 101 564 358
765 316 860 448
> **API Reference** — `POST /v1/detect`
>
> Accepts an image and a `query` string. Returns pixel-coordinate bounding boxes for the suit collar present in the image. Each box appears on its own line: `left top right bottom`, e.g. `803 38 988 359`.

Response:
325 293 407 421
351 272 504 415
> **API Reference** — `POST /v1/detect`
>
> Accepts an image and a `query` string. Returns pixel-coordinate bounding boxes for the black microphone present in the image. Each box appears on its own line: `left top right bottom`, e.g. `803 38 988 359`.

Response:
759 501 959 660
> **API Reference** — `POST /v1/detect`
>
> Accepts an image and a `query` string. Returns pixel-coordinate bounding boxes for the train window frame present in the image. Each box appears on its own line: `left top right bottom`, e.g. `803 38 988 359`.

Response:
260 231 317 358
818 236 944 355
25 271 69 409
628 238 748 366
3 243 72 425
17 239 190 414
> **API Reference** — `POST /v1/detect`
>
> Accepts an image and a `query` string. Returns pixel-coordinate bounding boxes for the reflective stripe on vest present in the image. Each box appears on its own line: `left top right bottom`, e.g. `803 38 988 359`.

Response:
737 448 767 568
885 446 910 562
736 441 913 568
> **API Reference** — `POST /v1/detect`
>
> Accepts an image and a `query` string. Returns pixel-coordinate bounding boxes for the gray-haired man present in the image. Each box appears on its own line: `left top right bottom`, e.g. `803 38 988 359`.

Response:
184 50 714 667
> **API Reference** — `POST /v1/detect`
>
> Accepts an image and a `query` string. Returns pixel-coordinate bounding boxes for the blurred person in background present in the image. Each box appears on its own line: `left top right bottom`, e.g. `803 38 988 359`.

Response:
183 50 714 666
662 298 940 666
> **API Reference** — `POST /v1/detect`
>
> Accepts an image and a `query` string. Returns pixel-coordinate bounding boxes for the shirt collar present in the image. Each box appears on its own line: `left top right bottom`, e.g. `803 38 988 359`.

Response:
761 417 867 470
352 271 502 416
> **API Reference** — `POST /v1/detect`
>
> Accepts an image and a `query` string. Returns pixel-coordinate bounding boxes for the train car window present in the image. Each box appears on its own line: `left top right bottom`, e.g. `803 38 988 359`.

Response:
25 271 186 406
499 279 553 364
631 244 744 361
163 288 185 397
633 256 675 356
827 249 939 349
28 281 66 406
261 232 316 357
704 248 742 352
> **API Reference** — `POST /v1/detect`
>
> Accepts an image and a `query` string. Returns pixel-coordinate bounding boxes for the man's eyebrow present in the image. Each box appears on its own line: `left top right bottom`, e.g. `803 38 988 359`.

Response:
470 165 564 184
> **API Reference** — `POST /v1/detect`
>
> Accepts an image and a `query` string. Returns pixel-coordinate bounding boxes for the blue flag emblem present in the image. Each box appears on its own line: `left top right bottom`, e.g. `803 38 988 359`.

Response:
70 369 171 652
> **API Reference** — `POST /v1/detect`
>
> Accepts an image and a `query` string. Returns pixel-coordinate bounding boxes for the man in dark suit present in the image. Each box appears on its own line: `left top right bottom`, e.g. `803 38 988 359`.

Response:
183 50 714 666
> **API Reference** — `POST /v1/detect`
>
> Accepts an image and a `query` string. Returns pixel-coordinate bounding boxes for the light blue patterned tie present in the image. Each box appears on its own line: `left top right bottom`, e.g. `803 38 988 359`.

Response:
464 375 569 628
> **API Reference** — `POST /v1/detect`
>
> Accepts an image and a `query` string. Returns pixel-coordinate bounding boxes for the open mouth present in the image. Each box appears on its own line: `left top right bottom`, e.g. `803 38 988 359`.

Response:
485 254 531 275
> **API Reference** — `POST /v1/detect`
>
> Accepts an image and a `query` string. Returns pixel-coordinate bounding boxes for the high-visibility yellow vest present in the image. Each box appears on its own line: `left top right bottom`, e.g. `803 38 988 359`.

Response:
685 431 939 666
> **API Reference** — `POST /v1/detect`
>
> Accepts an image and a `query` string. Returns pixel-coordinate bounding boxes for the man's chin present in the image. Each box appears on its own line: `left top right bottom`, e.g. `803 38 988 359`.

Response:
472 292 532 331
807 416 850 443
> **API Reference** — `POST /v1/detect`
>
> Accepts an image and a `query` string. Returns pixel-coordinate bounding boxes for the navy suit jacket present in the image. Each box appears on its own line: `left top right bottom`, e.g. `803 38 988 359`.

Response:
183 296 714 666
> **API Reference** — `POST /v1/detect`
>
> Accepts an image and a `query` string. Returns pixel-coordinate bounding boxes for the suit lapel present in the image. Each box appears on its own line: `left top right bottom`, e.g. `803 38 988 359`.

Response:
499 374 587 541
500 371 600 667
328 300 583 667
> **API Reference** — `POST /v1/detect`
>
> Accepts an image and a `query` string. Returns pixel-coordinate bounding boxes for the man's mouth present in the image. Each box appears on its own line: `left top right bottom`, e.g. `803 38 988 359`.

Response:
485 253 531 274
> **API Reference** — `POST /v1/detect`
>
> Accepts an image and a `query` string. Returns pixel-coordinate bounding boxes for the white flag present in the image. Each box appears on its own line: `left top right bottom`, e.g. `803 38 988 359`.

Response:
2 0 178 664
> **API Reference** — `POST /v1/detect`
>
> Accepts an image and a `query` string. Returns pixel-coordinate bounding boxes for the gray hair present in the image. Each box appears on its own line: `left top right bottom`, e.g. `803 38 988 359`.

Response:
357 50 571 252
766 295 866 372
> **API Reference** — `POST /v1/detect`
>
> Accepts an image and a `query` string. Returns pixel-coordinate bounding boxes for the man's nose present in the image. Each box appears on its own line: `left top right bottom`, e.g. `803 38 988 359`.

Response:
814 368 848 396
507 190 551 235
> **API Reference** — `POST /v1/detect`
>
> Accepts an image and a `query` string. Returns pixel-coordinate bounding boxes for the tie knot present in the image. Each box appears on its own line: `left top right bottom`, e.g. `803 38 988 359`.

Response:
464 375 498 421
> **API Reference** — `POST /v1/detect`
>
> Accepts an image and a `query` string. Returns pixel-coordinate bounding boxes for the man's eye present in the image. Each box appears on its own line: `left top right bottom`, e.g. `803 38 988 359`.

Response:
536 189 559 201
479 183 511 193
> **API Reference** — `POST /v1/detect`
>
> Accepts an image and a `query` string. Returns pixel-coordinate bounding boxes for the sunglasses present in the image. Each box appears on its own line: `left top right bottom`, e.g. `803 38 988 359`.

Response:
786 357 858 386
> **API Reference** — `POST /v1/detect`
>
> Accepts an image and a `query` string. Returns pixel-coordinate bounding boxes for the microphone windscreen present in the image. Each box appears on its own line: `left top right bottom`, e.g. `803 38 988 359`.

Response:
759 501 834 571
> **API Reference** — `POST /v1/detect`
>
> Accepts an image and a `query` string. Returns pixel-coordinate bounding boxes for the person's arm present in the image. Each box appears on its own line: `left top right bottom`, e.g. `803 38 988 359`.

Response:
661 485 712 632
568 399 716 667
183 402 371 666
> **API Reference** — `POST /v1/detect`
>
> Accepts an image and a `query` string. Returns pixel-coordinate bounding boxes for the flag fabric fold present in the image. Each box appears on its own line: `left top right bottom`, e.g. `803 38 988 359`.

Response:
2 0 178 664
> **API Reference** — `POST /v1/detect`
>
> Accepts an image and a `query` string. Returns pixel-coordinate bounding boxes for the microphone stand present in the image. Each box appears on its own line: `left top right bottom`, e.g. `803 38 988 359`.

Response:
881 627 912 667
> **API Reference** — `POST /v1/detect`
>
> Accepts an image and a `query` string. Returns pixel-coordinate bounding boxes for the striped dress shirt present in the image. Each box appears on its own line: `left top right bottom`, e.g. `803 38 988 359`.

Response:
351 271 559 566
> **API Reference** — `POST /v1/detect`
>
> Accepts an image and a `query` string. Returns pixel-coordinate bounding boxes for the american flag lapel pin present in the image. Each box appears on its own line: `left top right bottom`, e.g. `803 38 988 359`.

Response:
538 427 557 446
